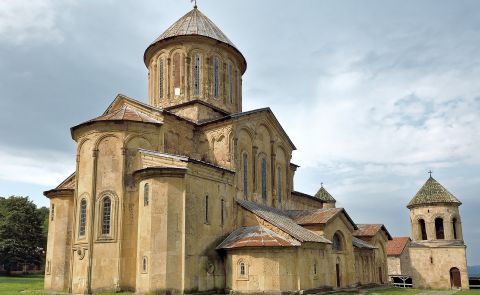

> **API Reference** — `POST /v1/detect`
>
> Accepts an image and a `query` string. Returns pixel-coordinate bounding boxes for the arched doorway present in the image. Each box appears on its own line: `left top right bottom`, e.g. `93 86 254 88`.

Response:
450 267 461 288
335 257 341 288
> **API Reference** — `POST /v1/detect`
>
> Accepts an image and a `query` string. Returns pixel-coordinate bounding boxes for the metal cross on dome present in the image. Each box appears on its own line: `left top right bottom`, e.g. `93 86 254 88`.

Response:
428 170 433 177
191 0 197 8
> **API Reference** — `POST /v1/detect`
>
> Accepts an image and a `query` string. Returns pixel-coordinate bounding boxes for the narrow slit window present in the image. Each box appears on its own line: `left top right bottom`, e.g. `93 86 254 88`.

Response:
243 153 248 198
194 54 201 96
102 197 111 235
228 63 233 103
213 57 219 97
221 199 225 226
159 58 164 99
205 195 209 224
173 53 181 96
79 199 87 237
261 158 267 201
277 167 282 204
144 183 149 206
452 218 458 239
142 256 148 273
51 204 55 221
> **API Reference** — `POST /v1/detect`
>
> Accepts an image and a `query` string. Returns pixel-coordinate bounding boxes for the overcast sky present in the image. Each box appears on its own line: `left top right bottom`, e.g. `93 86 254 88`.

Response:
1 0 479 265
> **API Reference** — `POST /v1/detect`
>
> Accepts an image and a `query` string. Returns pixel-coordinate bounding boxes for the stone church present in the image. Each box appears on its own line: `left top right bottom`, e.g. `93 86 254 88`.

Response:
44 7 393 294
387 176 469 289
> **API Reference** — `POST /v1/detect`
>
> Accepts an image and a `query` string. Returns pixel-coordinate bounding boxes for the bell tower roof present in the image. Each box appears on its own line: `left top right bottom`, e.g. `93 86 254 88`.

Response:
144 7 246 72
314 185 336 203
407 176 462 209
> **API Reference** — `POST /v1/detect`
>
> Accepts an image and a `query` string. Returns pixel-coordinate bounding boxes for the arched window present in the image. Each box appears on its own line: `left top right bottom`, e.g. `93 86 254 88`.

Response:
277 167 282 204
261 158 267 201
238 260 247 278
452 218 458 240
194 54 201 96
435 217 444 239
243 153 248 198
102 197 111 235
159 58 164 99
173 53 181 96
228 63 233 103
144 183 149 206
332 232 342 251
213 57 219 97
79 199 87 237
51 204 55 221
419 219 427 240
205 195 209 224
142 256 148 273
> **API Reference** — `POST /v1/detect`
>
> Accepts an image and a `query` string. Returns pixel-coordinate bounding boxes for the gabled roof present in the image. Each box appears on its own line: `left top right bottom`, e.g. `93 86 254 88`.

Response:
407 176 462 209
352 236 377 250
314 186 336 203
216 226 300 250
285 208 357 229
71 103 162 135
387 237 411 256
90 104 161 124
354 224 392 240
56 172 76 189
236 199 331 244
200 107 296 150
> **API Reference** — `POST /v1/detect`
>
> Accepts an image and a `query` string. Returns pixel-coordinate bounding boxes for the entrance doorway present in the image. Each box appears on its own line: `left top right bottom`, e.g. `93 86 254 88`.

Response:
450 267 461 288
379 267 383 284
336 263 340 288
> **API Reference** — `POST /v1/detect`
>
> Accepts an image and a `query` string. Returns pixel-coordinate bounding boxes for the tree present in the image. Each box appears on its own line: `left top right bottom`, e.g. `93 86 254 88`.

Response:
0 196 45 275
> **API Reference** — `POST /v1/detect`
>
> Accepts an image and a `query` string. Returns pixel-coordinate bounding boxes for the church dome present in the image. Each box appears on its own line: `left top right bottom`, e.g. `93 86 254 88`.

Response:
144 7 246 72
407 176 462 209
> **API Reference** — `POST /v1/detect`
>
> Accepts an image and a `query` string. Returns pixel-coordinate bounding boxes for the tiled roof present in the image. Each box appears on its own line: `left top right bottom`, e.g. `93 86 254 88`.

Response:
354 224 392 240
89 105 161 124
285 208 358 229
236 199 331 244
285 208 341 225
387 237 410 256
150 7 237 50
216 226 300 250
352 236 377 249
407 176 461 208
314 186 336 203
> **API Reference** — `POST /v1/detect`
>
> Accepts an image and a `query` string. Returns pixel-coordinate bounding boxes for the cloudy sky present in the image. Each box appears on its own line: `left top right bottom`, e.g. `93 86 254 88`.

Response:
1 0 479 265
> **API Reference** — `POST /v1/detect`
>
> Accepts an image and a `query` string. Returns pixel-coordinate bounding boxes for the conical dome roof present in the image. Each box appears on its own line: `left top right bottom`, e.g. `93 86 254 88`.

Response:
152 7 237 49
315 186 336 203
144 7 246 70
407 176 461 209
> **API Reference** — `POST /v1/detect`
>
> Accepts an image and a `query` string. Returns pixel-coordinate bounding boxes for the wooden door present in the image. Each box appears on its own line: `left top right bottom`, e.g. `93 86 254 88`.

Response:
450 267 461 288
336 263 340 288
379 267 383 284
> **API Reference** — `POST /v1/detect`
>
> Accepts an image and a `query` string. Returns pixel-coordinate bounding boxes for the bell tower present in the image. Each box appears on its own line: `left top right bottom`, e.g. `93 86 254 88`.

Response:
143 7 247 123
406 173 469 289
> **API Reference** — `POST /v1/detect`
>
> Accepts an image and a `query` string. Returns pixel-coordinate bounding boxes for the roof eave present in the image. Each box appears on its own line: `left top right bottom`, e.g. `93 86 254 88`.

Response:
143 35 247 74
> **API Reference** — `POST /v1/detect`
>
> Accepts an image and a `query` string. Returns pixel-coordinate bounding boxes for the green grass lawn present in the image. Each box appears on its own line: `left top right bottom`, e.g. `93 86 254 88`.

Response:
0 276 478 295
0 275 45 295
